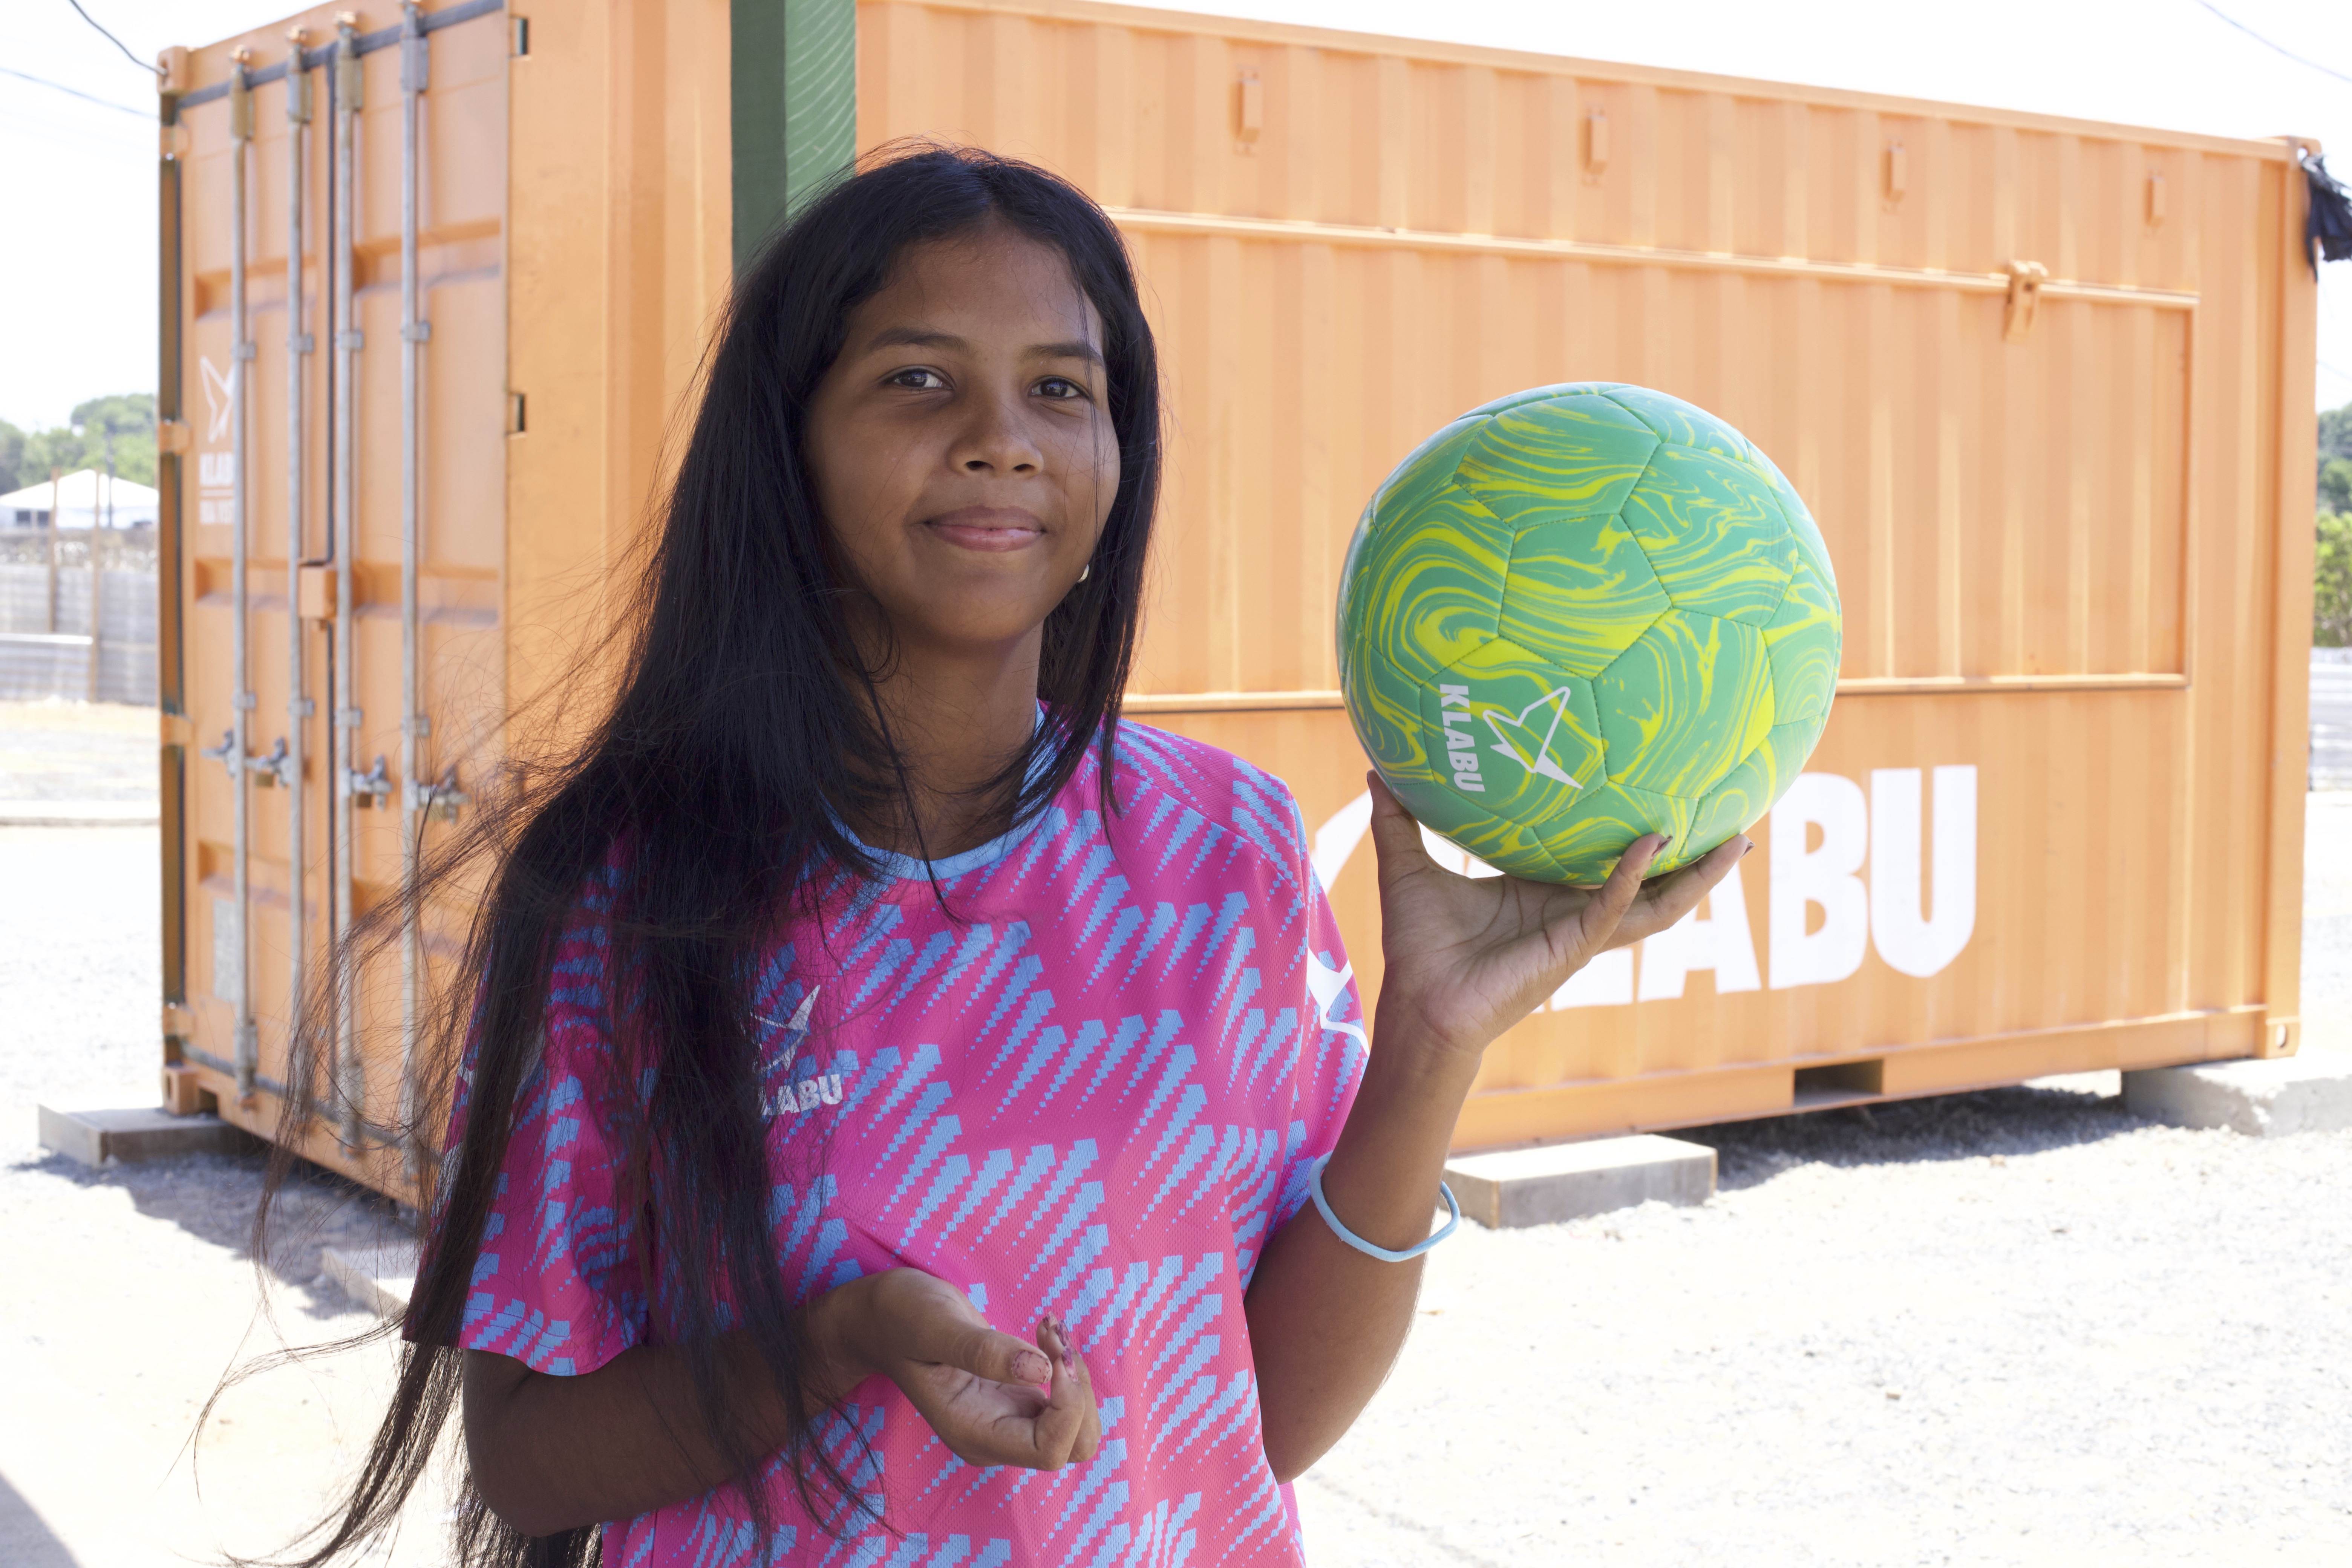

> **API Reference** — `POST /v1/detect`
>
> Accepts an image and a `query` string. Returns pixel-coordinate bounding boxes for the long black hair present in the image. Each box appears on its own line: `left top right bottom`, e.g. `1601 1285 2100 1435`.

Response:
254 144 1162 1565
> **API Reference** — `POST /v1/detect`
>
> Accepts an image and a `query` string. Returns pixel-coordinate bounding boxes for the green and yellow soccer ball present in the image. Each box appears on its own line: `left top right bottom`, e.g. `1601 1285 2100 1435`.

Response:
1338 383 1841 884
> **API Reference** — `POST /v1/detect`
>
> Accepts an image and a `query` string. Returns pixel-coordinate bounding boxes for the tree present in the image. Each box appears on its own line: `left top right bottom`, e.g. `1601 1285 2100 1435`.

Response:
2323 400 2352 473
0 394 158 494
2324 458 2352 520
2319 510 2352 648
2318 401 2352 647
67 393 156 490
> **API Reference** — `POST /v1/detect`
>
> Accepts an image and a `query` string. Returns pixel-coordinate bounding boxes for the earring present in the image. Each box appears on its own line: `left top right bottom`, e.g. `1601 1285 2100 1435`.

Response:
1079 561 1092 583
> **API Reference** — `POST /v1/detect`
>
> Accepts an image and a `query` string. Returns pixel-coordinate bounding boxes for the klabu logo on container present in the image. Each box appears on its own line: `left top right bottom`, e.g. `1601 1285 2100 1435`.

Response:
1308 766 1978 1006
756 984 845 1119
1550 766 1977 1006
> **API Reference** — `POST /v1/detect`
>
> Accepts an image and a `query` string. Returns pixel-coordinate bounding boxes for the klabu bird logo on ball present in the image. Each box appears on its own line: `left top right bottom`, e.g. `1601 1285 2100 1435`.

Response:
1338 383 1842 885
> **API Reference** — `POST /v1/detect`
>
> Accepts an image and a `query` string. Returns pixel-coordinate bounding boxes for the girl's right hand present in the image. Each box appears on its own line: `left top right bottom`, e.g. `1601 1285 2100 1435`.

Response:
810 1267 1101 1471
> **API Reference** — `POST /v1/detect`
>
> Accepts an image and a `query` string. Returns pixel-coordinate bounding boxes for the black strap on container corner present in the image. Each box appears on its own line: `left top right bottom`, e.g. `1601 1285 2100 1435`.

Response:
175 0 503 107
2306 152 2352 270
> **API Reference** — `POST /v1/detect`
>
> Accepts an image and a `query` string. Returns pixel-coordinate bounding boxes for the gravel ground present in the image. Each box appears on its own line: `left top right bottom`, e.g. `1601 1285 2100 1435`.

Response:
2306 793 2352 1011
2 701 2346 1563
0 700 155 804
1293 1087 2352 1566
0 811 443 1566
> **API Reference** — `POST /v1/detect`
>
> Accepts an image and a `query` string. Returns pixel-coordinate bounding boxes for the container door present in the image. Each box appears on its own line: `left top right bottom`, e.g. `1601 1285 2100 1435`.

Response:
162 1 509 1195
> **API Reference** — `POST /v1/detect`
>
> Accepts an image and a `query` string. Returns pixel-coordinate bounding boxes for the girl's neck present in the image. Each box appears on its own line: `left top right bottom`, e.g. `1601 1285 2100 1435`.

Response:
851 626 1044 861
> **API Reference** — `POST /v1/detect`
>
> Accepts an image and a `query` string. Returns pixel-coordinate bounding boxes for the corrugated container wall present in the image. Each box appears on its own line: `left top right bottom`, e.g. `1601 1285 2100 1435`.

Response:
157 0 2316 1194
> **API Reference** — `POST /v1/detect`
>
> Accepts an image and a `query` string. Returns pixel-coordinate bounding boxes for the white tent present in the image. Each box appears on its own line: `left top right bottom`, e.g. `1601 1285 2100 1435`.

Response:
0 469 159 530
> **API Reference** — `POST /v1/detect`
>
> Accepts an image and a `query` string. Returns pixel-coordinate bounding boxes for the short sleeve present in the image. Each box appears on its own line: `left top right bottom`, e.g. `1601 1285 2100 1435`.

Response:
443 899 649 1377
1257 792 1370 1269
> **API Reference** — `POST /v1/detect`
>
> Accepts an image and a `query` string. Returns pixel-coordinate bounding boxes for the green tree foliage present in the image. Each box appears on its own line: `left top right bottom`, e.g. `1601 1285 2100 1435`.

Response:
2320 403 2352 648
0 421 24 497
2323 456 2352 519
2323 401 2352 470
0 394 156 495
2319 510 2352 648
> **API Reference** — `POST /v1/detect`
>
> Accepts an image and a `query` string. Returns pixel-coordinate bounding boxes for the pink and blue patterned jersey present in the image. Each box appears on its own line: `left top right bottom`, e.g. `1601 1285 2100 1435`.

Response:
453 721 1369 1565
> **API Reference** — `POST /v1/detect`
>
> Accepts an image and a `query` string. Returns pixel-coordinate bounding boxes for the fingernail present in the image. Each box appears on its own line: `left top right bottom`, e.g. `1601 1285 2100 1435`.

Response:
1740 840 1754 858
1015 1351 1050 1383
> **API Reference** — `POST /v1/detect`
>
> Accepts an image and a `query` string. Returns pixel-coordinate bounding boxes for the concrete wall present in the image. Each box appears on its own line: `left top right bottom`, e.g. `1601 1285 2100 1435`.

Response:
0 560 159 706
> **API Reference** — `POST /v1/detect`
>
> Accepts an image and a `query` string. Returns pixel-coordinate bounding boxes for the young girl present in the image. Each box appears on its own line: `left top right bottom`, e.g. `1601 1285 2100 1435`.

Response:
307 146 1743 1566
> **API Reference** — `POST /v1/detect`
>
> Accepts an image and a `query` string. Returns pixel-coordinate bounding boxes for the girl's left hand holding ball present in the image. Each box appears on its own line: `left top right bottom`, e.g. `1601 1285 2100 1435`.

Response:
808 1268 1102 1472
1363 770 1752 1060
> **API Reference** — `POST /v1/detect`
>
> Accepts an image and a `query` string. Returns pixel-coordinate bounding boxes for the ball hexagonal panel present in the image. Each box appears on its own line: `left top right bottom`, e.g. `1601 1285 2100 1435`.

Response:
1617 444 1798 626
1338 485 1510 686
1497 513 1672 678
1540 780 1697 881
1681 715 1821 861
1593 608 1773 799
1597 384 1764 467
1364 416 1486 525
1452 395 1658 527
1761 556 1841 723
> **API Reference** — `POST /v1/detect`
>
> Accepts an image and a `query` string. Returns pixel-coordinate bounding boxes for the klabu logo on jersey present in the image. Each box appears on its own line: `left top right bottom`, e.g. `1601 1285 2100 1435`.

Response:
756 985 843 1120
765 1072 844 1118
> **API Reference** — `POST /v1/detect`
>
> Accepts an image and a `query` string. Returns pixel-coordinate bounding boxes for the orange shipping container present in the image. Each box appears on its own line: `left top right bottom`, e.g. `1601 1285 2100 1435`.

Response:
156 0 2318 1194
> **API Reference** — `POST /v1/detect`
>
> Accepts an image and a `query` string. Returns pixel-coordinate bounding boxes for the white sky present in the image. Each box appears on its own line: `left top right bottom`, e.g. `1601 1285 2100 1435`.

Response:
2 0 2348 431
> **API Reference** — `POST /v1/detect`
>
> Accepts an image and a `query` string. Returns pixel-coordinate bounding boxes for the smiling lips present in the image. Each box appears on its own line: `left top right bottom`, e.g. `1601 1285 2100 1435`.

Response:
926 506 1046 552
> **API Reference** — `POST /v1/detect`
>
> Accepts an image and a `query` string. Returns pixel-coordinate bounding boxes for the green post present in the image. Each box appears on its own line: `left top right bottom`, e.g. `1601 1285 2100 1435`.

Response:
732 0 857 273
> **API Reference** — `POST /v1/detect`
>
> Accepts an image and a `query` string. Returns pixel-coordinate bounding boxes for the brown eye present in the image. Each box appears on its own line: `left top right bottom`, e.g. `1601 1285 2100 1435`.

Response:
888 368 948 391
1035 377 1088 401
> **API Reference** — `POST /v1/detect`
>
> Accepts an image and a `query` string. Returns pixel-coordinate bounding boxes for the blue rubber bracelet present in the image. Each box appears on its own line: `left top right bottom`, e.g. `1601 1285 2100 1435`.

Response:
1307 1155 1461 1262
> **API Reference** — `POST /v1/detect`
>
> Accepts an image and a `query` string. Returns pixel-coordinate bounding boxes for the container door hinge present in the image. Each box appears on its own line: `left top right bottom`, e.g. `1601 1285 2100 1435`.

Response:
2003 260 2047 343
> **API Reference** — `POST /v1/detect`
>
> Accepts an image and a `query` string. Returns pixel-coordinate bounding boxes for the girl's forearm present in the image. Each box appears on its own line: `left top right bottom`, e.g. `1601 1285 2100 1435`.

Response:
463 1337 787 1534
463 1285 875 1535
1243 1010 1481 1482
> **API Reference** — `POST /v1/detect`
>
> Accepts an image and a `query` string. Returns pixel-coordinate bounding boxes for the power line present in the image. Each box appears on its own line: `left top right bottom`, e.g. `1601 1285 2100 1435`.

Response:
2194 1 2352 88
65 0 159 79
0 63 146 117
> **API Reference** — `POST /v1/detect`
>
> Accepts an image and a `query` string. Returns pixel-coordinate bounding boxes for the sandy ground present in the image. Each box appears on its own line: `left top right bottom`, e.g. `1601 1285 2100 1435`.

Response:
2 701 2347 1565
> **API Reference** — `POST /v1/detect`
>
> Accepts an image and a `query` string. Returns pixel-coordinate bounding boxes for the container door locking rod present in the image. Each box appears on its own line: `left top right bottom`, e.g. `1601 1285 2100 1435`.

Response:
330 14 364 1149
397 1 431 1169
285 26 314 1093
228 50 258 1097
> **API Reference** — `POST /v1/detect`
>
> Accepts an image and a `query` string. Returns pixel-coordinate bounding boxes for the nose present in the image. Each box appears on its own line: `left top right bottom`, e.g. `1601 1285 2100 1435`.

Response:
951 385 1044 476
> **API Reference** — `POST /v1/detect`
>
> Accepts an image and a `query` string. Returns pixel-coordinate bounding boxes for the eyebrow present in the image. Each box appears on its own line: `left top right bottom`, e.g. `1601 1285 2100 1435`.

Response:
862 326 1104 366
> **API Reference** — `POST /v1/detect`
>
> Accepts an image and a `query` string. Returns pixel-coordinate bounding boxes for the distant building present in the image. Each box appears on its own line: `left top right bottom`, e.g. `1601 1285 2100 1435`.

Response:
0 470 160 529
